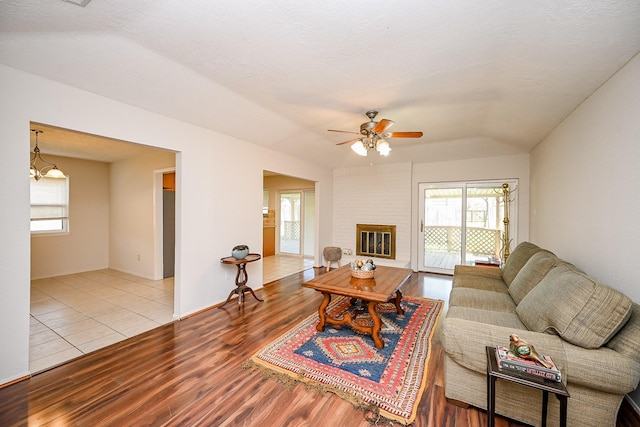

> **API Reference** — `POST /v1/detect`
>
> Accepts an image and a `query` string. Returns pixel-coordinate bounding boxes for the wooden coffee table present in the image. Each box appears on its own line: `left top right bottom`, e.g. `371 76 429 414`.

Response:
302 265 412 348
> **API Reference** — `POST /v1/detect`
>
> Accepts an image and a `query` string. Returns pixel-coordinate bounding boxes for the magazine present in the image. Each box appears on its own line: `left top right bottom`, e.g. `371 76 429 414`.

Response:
495 346 561 382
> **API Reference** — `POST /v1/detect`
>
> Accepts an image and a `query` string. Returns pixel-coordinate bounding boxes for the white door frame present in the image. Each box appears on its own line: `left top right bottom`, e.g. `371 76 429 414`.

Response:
418 179 518 273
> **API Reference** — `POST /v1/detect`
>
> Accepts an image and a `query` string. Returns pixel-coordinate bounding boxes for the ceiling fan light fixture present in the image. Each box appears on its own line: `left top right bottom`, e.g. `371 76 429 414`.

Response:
331 110 422 158
376 139 391 156
351 140 368 156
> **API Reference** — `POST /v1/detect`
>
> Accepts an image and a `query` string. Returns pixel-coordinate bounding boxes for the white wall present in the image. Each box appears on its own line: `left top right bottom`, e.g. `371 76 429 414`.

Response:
333 163 413 263
110 149 175 279
31 155 110 279
411 154 530 271
0 75 32 385
530 52 640 302
332 157 530 271
0 64 333 385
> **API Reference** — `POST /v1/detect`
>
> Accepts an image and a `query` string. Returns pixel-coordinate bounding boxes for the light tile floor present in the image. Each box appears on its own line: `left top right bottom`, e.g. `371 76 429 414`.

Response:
30 257 314 373
30 269 174 373
262 254 315 284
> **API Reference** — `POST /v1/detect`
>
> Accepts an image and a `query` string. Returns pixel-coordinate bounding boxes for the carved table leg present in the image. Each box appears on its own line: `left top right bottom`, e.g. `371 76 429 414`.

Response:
316 292 331 331
394 290 404 315
367 300 384 348
245 287 263 302
219 288 239 308
236 263 247 286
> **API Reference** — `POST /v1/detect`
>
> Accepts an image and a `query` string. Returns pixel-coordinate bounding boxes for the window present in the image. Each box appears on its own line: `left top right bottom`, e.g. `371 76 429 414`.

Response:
30 176 69 234
263 189 269 215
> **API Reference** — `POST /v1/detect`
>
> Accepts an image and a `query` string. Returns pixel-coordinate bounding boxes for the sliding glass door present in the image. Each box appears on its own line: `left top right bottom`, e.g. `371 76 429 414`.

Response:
418 180 516 274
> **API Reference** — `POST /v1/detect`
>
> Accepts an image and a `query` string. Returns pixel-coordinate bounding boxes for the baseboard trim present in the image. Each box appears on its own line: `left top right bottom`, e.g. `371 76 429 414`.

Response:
0 374 30 389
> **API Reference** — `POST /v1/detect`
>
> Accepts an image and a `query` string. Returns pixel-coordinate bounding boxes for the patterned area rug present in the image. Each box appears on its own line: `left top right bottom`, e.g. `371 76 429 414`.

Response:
244 295 443 425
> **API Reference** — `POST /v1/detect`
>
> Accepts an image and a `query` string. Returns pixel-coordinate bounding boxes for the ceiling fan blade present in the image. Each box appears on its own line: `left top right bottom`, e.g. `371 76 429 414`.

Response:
372 119 394 134
383 131 423 138
328 129 361 135
335 138 361 146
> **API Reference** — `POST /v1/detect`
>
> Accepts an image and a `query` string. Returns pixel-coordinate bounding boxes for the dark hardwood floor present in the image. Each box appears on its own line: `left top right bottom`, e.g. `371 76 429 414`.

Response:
0 268 634 426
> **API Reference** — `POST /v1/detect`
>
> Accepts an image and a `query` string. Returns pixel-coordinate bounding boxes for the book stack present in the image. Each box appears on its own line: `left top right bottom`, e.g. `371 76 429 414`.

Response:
495 346 561 382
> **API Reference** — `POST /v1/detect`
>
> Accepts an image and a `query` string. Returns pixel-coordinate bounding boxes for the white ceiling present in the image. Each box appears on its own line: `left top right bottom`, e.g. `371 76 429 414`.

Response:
29 122 167 163
3 1 640 168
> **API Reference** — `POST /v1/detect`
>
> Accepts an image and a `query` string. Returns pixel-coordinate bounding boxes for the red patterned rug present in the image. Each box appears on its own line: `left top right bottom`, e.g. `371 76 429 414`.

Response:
243 295 443 425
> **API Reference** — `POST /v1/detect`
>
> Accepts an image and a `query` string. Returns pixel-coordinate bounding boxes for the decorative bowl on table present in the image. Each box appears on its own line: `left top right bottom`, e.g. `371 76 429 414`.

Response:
231 245 250 260
351 269 375 279
350 259 376 279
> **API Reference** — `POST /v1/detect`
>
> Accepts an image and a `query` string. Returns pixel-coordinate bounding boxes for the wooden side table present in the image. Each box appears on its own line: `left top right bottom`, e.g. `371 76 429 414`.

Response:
219 253 263 307
486 346 569 427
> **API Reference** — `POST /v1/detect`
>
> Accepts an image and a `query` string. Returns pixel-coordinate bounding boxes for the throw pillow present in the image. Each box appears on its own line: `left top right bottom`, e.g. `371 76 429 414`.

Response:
508 251 558 304
501 242 545 287
516 264 632 349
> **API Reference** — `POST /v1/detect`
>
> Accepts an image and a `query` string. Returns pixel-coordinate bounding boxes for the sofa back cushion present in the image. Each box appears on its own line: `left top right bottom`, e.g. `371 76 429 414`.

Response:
501 242 546 287
606 303 640 364
516 264 633 349
508 251 558 304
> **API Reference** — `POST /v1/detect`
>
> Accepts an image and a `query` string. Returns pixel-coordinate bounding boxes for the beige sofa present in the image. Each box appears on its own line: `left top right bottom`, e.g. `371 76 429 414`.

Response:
441 242 640 427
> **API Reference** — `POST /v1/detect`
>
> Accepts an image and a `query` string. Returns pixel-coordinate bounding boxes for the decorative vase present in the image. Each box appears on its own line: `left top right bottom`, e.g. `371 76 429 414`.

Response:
231 245 249 260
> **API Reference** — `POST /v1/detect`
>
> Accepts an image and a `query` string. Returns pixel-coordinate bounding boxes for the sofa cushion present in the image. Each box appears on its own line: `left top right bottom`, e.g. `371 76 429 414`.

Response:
516 264 633 348
445 306 527 329
501 242 547 287
508 251 558 304
452 267 509 294
449 288 516 313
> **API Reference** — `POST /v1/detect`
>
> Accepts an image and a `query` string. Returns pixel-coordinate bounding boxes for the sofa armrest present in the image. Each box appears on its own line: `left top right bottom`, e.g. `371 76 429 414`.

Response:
561 342 640 394
453 264 503 280
441 317 565 374
441 317 640 395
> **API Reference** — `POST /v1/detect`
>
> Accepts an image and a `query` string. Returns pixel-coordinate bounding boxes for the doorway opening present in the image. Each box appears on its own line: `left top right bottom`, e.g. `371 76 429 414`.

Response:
263 172 316 284
279 190 315 256
29 123 177 373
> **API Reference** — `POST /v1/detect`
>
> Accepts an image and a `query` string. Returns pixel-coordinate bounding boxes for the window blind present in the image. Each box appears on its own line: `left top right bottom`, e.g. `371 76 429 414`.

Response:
30 176 69 220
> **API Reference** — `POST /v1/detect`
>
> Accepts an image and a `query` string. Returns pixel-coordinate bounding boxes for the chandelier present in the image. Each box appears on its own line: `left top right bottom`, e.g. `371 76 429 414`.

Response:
30 129 65 180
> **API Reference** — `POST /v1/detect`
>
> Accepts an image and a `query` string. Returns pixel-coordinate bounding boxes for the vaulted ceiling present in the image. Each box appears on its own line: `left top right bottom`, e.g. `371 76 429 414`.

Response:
2 1 640 168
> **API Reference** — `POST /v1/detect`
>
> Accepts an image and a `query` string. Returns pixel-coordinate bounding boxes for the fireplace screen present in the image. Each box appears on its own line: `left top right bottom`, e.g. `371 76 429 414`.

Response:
356 224 396 259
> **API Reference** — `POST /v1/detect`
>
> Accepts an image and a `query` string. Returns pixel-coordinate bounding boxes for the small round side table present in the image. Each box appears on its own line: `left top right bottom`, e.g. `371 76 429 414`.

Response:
219 253 263 307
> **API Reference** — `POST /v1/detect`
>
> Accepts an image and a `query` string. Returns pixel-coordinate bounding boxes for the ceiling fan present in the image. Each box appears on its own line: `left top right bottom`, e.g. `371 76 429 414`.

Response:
328 110 423 156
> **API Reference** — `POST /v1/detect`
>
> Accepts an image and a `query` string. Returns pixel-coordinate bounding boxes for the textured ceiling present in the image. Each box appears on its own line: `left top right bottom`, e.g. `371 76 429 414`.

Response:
2 1 640 168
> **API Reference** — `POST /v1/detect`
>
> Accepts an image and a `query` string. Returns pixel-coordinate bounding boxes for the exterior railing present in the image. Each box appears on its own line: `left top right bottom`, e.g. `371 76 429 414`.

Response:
425 226 501 256
282 220 300 240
